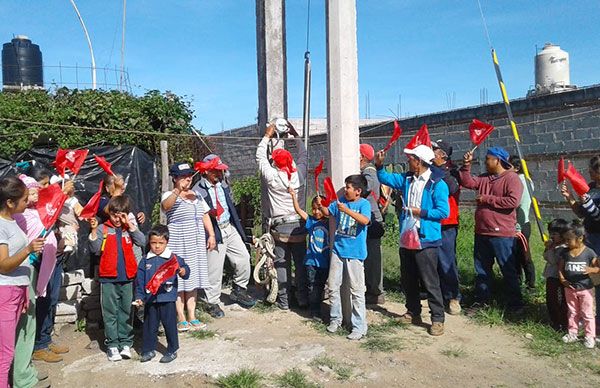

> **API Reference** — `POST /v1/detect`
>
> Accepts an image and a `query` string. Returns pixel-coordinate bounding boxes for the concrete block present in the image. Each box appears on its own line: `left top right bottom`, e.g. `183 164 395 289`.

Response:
55 314 77 324
59 285 81 301
80 278 99 295
56 300 78 316
62 269 85 286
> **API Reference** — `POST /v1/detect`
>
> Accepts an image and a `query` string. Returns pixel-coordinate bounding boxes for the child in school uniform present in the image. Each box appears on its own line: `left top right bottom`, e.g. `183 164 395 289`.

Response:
134 225 189 363
289 188 330 320
317 174 371 340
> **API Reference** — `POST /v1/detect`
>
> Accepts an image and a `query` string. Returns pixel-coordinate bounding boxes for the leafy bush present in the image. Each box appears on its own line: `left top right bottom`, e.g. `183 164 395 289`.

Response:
230 174 262 225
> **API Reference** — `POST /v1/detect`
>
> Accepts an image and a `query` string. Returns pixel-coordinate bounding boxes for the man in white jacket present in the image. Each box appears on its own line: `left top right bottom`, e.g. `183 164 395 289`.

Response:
256 121 308 309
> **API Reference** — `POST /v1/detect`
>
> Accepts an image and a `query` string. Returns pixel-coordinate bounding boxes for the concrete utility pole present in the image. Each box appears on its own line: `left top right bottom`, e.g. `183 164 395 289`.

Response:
256 0 288 221
326 0 360 327
326 0 360 187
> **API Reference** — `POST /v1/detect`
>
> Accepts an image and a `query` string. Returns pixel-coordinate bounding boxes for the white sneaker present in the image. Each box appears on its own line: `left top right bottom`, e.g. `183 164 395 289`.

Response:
583 337 595 349
120 346 132 359
107 347 122 361
562 333 578 344
326 322 340 333
346 331 364 340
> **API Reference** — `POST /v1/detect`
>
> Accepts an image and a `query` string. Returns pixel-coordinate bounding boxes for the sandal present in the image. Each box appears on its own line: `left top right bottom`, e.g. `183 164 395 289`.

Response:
177 321 190 332
189 319 207 331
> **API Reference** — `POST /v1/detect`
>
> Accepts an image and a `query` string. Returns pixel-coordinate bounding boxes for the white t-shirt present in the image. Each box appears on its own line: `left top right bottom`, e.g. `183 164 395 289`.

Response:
407 169 432 228
0 217 31 286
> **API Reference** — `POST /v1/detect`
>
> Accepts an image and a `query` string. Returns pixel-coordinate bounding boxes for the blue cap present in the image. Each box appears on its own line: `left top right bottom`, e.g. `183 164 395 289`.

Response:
486 147 512 168
169 162 194 177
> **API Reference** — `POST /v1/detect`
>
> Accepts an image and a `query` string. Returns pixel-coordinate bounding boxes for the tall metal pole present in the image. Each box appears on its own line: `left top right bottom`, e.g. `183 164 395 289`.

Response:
490 48 547 242
302 51 312 202
120 0 127 91
69 0 96 89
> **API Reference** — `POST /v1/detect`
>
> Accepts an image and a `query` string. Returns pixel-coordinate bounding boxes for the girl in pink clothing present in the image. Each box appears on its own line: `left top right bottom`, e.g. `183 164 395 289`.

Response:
559 220 600 349
0 176 44 388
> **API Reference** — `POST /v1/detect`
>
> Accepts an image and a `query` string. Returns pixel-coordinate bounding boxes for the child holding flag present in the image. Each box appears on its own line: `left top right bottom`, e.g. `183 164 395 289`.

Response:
134 225 189 363
89 195 146 362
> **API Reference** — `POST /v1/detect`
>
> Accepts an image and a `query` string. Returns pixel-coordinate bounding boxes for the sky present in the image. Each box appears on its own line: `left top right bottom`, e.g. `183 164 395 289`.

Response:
1 1 600 134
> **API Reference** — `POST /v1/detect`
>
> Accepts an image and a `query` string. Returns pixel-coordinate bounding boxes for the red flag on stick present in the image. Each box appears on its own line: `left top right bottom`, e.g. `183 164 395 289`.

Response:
314 159 324 194
404 124 431 150
54 149 89 176
36 184 68 230
469 119 495 146
322 177 338 207
79 181 104 220
93 154 115 176
557 157 566 184
383 121 403 152
146 256 180 295
565 162 590 196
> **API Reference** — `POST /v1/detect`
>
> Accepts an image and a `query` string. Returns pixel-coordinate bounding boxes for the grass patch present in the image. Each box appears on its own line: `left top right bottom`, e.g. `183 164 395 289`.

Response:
310 355 353 381
360 336 404 353
440 345 467 358
216 368 264 388
274 368 320 388
367 317 407 336
471 305 506 327
188 329 217 340
194 306 214 324
251 301 277 314
308 320 349 337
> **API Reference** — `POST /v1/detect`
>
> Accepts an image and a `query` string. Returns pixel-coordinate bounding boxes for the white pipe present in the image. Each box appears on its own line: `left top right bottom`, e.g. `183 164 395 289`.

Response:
69 0 96 90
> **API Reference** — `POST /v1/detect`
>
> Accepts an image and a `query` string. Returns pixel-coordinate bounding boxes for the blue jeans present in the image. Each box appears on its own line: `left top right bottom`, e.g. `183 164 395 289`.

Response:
438 227 461 303
34 259 64 351
585 232 600 324
328 253 367 334
306 265 328 317
474 234 523 308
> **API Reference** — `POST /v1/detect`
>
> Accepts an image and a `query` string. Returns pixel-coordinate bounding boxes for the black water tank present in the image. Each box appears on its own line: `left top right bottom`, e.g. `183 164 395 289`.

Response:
2 35 43 90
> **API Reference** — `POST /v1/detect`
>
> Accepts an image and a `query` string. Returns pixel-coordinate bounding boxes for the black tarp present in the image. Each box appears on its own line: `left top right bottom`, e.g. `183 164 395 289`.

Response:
11 145 158 274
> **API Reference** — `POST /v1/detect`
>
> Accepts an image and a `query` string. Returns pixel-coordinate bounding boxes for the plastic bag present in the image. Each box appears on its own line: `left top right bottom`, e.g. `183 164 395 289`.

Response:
399 209 421 250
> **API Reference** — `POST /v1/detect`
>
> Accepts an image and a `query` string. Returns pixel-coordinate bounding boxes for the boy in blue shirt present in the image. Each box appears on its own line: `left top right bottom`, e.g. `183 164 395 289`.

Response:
317 174 371 340
134 225 190 363
289 188 330 320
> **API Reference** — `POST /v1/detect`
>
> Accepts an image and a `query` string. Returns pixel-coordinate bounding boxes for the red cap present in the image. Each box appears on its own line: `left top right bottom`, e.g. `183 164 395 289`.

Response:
360 144 374 161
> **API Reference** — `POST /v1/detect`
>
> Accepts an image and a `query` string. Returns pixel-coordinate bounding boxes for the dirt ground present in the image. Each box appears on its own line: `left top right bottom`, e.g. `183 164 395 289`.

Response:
41 290 600 388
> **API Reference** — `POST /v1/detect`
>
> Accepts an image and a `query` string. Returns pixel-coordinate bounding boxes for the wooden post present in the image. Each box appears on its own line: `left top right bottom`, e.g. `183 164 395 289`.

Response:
160 140 169 224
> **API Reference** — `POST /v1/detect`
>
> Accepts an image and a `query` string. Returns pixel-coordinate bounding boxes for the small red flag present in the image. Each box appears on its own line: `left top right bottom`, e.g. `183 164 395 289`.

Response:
405 124 431 150
469 119 495 146
322 177 338 207
383 121 403 152
565 162 590 196
314 159 324 193
54 149 89 176
557 157 566 184
36 184 68 230
146 255 180 295
79 181 104 220
94 154 115 176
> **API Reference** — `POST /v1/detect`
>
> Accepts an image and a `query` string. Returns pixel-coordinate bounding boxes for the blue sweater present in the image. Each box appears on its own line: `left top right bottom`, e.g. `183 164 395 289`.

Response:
135 248 190 304
377 165 449 247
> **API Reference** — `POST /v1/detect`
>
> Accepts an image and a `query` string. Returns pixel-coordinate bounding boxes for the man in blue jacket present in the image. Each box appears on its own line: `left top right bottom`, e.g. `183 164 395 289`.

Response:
193 154 256 318
375 145 449 336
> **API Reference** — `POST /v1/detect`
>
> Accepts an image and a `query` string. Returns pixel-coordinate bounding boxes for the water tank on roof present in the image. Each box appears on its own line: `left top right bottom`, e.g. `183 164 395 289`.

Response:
2 35 44 91
533 43 575 95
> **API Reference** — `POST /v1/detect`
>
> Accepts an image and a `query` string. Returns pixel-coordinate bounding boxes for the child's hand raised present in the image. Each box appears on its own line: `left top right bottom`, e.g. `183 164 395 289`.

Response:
88 217 98 229
287 187 296 197
337 202 348 214
28 238 45 254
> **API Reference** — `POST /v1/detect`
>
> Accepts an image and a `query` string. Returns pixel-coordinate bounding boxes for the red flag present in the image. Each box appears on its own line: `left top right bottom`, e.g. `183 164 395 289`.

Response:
94 154 115 176
322 177 338 207
404 124 431 150
383 121 403 152
469 119 495 146
36 184 68 230
79 181 104 220
54 149 88 176
314 159 324 193
557 157 566 184
565 162 590 196
146 256 180 295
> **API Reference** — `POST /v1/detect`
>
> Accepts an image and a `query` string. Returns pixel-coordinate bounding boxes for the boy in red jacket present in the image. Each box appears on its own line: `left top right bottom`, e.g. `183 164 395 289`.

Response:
89 195 146 362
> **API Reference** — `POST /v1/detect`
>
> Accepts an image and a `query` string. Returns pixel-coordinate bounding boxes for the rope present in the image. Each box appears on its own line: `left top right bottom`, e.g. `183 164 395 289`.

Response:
252 233 278 304
476 0 493 48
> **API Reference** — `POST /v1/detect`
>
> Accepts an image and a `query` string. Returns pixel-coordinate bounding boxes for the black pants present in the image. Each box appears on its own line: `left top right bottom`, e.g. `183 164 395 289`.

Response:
400 247 445 323
142 302 178 355
545 277 567 331
306 265 328 316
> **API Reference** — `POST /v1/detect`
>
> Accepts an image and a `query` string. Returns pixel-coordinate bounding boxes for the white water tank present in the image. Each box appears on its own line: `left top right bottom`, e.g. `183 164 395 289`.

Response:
534 43 575 95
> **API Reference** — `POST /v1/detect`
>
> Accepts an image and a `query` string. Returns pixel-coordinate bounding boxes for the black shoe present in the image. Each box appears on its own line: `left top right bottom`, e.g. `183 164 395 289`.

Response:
230 286 256 308
159 352 177 363
275 300 289 310
206 303 225 319
140 351 156 363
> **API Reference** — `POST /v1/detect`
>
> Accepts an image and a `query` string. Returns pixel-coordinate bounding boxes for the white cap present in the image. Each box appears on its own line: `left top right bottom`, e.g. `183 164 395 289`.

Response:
50 174 70 185
404 145 435 164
